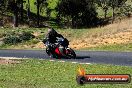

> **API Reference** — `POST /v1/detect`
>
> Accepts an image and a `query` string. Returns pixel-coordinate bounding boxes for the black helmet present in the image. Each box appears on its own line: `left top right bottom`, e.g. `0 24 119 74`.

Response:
48 28 57 35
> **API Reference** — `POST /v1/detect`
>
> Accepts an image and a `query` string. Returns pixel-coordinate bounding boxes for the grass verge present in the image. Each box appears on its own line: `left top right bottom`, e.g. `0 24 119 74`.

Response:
83 43 132 52
0 59 132 88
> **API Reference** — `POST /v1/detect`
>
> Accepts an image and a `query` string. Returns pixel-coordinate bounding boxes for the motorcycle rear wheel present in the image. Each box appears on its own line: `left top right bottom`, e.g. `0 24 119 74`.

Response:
65 48 76 59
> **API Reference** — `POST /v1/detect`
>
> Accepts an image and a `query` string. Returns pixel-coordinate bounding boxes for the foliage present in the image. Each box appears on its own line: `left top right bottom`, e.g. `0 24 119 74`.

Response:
117 4 132 17
96 0 110 18
96 0 129 19
108 0 127 8
34 0 48 27
3 35 21 45
56 0 98 28
19 31 35 41
3 31 35 45
0 0 132 28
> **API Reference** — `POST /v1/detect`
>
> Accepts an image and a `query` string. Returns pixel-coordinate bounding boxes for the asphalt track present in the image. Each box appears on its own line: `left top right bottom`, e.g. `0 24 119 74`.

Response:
0 49 132 66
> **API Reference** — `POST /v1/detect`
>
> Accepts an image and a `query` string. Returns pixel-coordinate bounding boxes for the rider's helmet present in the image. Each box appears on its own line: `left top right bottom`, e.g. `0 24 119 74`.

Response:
48 28 52 33
47 28 58 36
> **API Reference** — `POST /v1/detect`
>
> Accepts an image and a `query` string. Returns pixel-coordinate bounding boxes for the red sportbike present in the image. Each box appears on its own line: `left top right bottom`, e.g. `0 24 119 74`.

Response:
45 37 76 59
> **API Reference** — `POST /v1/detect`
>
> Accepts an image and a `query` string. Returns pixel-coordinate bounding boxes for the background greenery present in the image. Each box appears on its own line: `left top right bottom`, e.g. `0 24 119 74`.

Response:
0 0 132 28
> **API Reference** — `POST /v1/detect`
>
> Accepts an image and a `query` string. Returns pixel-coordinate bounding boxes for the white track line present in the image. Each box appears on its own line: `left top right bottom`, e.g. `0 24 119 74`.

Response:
80 63 91 65
0 57 28 59
58 60 65 62
71 62 78 64
0 57 92 64
49 60 55 62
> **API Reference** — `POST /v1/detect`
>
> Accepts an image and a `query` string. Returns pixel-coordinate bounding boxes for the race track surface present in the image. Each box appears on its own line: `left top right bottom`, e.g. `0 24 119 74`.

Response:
0 49 132 66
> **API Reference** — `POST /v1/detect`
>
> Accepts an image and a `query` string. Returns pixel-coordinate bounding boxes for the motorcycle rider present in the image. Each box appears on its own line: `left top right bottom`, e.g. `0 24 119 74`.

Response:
43 28 69 58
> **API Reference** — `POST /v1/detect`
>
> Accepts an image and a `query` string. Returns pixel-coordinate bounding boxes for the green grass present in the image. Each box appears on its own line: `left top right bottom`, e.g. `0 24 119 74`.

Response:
0 59 132 88
84 43 132 52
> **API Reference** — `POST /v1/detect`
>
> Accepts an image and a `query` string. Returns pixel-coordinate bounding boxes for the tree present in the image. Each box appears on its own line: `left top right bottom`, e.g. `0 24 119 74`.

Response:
0 0 4 13
56 0 98 28
36 0 40 27
26 0 31 25
96 0 109 19
0 0 9 17
0 0 8 26
34 0 47 27
9 0 19 27
40 0 49 17
19 0 26 23
108 0 127 22
0 0 19 27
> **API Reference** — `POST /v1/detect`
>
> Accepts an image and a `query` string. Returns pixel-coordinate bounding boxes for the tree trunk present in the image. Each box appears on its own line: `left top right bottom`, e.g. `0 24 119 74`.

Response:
27 0 30 26
46 8 51 19
56 14 60 25
72 16 78 28
112 6 115 23
104 8 107 19
14 9 18 27
20 0 23 23
13 1 18 27
36 0 40 27
72 16 75 28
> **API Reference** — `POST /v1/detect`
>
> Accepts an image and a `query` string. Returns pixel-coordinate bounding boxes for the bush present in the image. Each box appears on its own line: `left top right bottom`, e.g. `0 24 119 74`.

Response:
19 31 35 41
3 31 35 45
0 33 4 38
30 39 39 44
56 0 98 28
3 35 22 45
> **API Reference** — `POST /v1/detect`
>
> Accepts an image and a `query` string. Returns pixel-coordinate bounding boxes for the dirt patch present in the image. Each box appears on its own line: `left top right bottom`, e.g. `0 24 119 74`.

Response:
68 18 132 49
70 29 132 49
0 59 20 65
33 32 40 37
34 42 45 48
33 28 132 49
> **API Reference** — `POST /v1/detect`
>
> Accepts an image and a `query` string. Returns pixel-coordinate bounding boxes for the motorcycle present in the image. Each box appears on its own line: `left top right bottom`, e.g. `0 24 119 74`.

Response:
44 37 76 59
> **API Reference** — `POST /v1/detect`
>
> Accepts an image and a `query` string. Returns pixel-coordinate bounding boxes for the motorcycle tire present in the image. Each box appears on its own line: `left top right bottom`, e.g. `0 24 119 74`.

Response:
65 48 76 59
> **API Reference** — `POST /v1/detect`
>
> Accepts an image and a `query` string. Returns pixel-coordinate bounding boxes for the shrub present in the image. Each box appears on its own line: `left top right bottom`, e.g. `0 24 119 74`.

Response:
19 31 35 41
3 35 22 45
3 31 35 45
0 33 4 38
30 39 39 44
